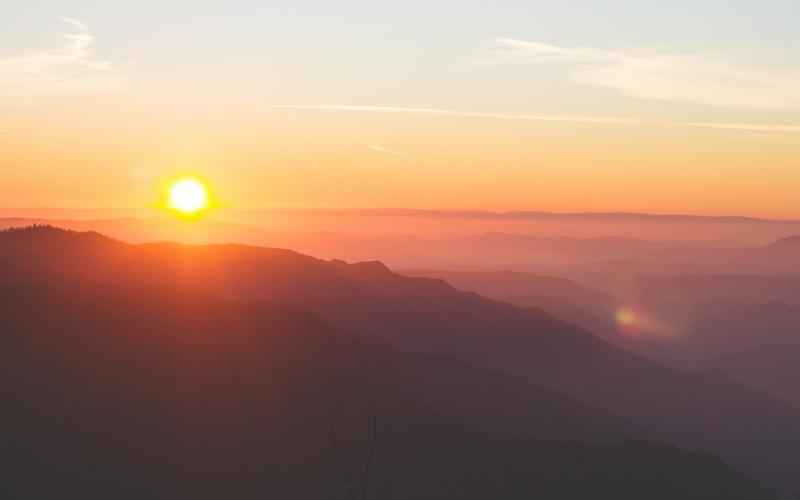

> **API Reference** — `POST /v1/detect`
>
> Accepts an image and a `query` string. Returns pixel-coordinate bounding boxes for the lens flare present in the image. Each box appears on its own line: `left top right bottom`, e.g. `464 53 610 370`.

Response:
615 304 643 336
615 302 680 338
616 307 636 327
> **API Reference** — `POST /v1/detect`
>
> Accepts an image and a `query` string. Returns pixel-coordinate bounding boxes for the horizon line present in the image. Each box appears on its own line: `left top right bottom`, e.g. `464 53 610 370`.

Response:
3 207 800 225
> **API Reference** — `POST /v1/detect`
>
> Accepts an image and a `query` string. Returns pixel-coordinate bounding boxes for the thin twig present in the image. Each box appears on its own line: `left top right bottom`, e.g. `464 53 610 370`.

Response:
361 413 379 500
322 420 356 500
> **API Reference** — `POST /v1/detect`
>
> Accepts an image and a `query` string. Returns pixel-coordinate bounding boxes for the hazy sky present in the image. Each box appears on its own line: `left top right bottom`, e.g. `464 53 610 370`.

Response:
2 1 799 217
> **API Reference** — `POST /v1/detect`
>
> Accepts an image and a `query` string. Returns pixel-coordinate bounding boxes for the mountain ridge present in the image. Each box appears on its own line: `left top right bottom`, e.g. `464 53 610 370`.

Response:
2 225 799 494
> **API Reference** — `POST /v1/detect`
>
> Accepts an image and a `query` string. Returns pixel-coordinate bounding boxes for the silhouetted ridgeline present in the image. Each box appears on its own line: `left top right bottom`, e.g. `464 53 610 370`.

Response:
0 226 789 498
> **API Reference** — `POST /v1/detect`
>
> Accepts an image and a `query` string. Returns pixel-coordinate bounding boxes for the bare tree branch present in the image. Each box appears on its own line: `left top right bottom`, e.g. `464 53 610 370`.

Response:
361 413 379 500
322 419 356 500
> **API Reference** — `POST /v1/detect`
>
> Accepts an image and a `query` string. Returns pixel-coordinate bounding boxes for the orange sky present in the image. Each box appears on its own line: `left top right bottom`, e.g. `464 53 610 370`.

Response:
3 105 798 219
2 6 800 219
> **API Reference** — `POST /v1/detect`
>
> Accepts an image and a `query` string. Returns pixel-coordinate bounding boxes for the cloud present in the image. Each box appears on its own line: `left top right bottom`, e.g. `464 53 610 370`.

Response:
266 104 800 133
268 104 642 124
481 38 800 111
0 17 123 103
368 143 407 157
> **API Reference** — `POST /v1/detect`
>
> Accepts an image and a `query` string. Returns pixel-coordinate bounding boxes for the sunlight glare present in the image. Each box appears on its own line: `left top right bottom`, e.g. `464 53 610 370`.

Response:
167 177 210 217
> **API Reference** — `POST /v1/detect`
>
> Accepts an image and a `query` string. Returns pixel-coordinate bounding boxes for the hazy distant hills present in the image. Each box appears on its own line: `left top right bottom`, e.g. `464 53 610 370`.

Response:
633 274 800 307
0 227 779 499
400 269 614 311
6 207 800 241
701 344 800 411
762 235 800 253
400 269 617 310
2 226 799 495
401 269 618 339
604 275 800 367
399 269 800 351
2 217 799 284
410 269 800 424
5 219 797 399
281 208 800 224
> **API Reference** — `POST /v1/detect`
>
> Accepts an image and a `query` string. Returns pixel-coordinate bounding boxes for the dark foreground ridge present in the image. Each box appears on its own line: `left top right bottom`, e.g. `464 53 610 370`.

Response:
0 226 787 498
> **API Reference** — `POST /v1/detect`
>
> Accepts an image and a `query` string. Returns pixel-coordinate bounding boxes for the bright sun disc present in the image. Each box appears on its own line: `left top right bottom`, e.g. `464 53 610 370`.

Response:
168 178 210 216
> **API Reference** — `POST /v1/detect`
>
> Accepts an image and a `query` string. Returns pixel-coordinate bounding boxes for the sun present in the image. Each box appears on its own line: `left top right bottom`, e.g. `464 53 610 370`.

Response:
166 177 211 217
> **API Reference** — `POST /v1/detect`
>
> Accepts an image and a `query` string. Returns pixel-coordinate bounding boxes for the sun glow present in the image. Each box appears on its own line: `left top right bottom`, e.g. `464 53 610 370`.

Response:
166 177 211 218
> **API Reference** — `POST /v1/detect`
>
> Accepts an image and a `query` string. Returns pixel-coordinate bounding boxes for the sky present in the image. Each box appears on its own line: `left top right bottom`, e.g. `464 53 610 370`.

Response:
1 1 799 218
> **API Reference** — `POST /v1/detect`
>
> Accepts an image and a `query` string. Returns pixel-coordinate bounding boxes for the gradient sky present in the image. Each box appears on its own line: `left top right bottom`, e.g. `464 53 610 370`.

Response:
2 1 799 218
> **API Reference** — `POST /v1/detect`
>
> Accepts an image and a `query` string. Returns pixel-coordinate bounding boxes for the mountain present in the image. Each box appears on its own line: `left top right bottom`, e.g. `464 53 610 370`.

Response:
701 344 800 411
277 208 800 224
4 218 800 283
399 269 616 314
0 216 274 246
398 271 800 370
321 231 754 275
692 302 800 357
762 235 800 252
400 269 618 339
0 255 629 444
1 226 799 494
632 274 800 307
234 208 800 245
0 254 775 499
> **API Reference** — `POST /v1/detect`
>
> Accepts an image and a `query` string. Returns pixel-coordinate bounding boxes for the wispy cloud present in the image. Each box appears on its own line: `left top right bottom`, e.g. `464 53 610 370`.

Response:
480 38 800 111
0 17 123 103
266 104 800 133
368 143 408 157
268 104 642 124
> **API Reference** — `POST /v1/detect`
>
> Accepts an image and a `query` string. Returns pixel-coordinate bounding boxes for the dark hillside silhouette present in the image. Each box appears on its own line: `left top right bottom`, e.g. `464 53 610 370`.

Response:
0 268 776 499
1 226 798 494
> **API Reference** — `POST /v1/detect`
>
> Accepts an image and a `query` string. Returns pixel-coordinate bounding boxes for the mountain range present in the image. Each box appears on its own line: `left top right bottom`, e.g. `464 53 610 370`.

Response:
1 226 799 495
